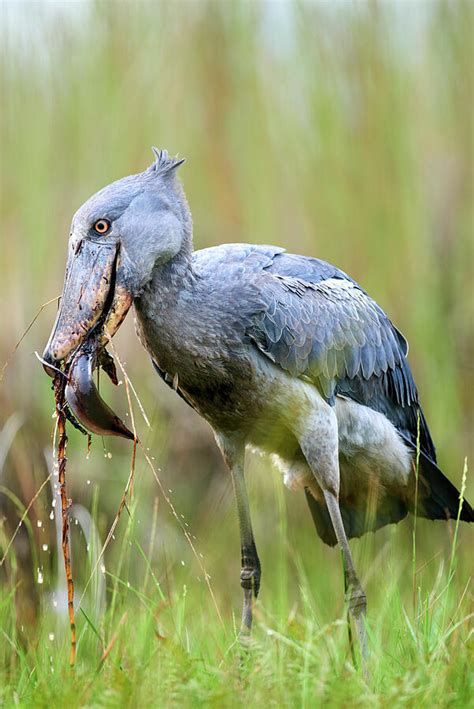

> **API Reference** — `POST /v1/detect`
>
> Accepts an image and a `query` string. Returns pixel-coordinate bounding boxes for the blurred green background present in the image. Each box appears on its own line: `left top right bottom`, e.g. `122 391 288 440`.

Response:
0 0 472 676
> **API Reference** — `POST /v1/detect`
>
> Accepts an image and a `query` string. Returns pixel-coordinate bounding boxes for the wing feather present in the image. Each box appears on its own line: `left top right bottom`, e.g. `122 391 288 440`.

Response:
246 267 436 461
194 243 436 462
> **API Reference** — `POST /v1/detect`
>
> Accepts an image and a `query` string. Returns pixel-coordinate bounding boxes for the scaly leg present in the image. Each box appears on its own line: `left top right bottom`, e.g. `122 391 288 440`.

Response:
215 433 261 636
342 551 357 668
297 405 368 673
324 489 368 663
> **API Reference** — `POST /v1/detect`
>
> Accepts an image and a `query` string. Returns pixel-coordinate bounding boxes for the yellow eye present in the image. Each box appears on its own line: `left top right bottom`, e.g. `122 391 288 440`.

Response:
93 219 111 235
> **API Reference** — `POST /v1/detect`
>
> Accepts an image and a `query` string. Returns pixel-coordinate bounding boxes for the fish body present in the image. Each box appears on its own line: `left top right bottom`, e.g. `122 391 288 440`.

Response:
65 344 134 440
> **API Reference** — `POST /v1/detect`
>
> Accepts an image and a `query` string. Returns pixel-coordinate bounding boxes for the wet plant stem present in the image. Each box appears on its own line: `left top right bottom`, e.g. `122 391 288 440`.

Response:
54 374 76 668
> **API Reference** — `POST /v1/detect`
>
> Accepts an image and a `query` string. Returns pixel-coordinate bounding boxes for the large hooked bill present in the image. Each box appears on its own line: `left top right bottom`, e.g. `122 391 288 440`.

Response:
42 238 135 440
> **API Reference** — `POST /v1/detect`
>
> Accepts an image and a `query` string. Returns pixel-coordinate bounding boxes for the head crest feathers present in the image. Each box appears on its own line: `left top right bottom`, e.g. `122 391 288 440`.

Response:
149 147 185 177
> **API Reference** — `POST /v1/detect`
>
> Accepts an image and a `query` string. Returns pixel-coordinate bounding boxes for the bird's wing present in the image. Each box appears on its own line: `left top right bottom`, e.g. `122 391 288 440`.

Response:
248 274 405 390
193 243 285 274
247 266 436 461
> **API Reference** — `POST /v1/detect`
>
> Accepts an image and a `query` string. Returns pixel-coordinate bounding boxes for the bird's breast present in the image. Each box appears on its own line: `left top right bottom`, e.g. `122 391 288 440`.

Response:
134 302 261 428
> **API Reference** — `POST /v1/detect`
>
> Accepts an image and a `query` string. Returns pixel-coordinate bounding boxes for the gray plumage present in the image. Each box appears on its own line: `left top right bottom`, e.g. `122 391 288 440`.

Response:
43 149 473 664
135 236 470 533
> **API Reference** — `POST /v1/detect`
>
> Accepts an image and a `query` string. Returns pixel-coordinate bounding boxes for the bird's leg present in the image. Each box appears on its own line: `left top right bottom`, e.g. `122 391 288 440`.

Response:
231 460 261 636
240 539 260 635
215 433 261 637
342 551 357 668
297 410 368 673
323 489 368 666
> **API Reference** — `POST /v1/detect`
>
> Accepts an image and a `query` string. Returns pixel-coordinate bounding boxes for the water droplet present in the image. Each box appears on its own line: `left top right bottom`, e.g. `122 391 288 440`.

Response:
74 519 78 525
49 511 54 520
53 600 58 608
86 544 90 552
112 534 115 540
181 560 185 566
37 570 44 584
42 544 48 551
37 520 42 528
100 564 106 574
107 452 112 459
52 500 56 508
127 581 130 588
86 479 91 485
48 633 55 641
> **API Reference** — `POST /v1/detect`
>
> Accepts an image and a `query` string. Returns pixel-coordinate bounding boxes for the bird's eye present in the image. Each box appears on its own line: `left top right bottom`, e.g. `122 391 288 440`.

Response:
93 219 111 235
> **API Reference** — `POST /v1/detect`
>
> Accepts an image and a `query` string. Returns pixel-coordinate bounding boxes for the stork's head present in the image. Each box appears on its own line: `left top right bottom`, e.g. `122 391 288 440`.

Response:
43 149 188 370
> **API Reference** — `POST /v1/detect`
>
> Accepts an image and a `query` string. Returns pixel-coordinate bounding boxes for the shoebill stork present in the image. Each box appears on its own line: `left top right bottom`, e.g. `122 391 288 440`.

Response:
43 149 473 659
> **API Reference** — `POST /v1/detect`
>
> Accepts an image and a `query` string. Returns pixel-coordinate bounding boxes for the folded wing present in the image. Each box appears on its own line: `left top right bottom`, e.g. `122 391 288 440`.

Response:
247 266 436 461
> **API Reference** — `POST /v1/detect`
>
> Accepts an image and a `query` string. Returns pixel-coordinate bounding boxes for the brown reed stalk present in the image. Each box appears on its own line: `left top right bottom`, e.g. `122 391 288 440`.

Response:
54 373 76 668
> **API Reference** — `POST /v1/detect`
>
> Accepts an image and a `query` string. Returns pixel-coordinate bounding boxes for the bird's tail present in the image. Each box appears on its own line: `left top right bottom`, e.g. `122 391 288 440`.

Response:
413 449 474 523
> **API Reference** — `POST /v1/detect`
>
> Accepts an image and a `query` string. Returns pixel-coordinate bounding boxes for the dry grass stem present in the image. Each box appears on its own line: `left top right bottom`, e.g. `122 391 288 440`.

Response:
78 446 137 608
0 296 60 384
98 611 128 669
140 444 225 630
104 342 225 629
0 474 52 567
54 373 76 668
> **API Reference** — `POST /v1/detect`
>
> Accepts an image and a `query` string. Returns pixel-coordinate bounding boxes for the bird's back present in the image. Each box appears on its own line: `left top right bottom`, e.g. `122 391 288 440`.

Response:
194 243 429 455
192 243 473 539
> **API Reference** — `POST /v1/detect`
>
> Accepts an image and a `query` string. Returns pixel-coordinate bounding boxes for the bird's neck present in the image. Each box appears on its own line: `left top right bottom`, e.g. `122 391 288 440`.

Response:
133 238 200 369
140 178 195 296
133 240 241 408
149 236 195 297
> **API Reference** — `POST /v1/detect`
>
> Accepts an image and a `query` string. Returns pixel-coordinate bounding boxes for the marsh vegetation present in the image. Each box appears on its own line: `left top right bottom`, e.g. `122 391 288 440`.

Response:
0 2 472 705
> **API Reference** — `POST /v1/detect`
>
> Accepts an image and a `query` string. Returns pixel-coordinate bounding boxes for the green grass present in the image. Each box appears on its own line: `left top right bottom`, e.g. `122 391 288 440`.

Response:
0 456 472 707
0 1 473 706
